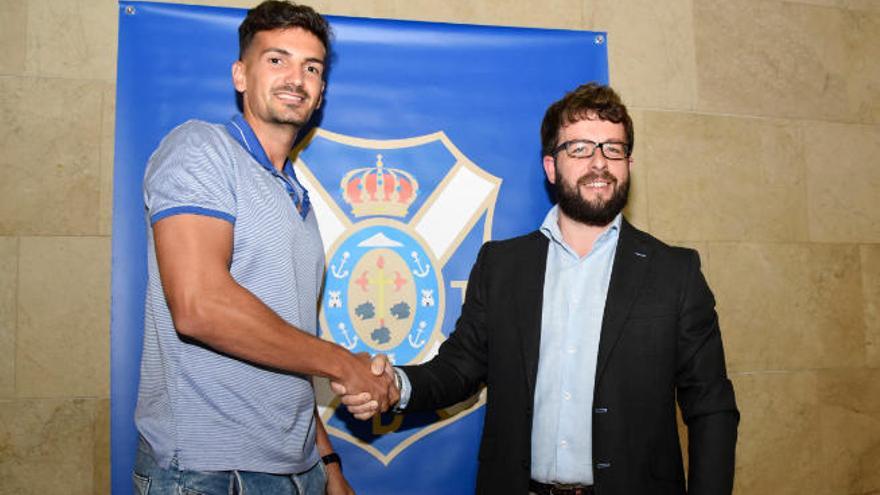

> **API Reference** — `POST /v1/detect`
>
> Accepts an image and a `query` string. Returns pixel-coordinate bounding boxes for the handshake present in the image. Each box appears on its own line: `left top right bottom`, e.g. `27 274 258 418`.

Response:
330 352 401 420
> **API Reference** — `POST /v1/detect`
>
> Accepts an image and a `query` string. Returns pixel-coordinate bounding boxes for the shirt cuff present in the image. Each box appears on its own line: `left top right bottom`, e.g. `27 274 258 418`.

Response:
150 205 235 225
393 367 412 411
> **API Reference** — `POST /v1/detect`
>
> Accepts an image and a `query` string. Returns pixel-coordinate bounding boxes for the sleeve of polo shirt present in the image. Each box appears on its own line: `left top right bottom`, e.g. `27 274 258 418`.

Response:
144 121 237 226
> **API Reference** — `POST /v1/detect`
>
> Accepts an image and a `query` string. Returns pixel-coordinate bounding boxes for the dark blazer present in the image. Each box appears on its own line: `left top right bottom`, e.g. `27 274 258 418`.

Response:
402 219 738 494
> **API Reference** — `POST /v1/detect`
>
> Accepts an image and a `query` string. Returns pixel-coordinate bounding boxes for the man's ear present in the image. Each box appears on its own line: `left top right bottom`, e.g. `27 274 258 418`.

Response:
232 60 246 93
542 155 557 184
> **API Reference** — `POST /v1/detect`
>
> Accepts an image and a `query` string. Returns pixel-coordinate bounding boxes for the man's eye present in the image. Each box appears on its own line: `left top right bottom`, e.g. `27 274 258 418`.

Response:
307 66 322 75
269 57 282 65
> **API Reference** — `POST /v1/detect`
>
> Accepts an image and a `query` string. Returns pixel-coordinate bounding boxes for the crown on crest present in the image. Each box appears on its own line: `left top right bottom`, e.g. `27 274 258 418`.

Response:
341 154 419 218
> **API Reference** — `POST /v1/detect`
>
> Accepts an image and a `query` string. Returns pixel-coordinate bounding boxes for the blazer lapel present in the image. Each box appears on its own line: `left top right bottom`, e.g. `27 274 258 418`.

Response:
517 232 549 397
595 220 652 384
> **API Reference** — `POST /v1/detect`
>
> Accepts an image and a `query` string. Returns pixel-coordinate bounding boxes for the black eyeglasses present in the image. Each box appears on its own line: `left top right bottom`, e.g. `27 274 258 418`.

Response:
553 139 630 160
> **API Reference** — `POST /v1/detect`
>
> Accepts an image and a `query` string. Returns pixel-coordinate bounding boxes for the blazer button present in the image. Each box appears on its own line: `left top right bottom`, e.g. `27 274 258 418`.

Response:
596 462 611 470
594 407 608 414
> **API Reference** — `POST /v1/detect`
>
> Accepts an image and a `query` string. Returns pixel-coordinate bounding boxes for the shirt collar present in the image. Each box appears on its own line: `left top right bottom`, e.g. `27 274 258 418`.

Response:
224 114 311 219
225 113 280 175
539 205 622 256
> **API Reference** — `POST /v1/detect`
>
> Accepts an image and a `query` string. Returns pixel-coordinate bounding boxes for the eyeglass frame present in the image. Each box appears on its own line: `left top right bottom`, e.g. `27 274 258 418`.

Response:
552 139 631 161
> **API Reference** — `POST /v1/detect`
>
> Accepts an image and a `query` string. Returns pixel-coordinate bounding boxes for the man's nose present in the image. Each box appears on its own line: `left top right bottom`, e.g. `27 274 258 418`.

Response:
589 149 609 171
284 64 305 87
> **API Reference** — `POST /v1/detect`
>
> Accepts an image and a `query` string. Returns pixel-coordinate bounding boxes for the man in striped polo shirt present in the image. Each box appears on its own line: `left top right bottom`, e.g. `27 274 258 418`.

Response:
133 2 397 493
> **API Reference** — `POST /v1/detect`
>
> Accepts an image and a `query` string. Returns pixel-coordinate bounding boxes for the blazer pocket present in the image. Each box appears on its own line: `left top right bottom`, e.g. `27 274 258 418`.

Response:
650 449 684 481
627 303 677 320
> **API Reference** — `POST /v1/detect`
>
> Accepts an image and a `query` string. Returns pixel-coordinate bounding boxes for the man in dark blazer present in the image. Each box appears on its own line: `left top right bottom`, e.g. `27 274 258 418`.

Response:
337 83 738 495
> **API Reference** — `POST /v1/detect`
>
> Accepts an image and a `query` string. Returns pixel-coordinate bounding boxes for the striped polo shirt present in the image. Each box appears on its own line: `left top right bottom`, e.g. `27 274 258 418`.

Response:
135 119 324 474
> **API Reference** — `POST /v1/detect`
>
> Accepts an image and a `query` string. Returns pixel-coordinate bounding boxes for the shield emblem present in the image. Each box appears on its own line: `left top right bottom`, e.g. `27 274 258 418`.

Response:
293 128 501 464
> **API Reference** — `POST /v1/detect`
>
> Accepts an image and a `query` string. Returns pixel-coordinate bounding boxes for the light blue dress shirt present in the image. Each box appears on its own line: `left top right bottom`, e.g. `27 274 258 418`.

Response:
531 207 620 484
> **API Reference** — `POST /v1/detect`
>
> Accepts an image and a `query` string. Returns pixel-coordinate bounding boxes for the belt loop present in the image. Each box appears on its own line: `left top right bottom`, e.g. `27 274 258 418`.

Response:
232 470 244 495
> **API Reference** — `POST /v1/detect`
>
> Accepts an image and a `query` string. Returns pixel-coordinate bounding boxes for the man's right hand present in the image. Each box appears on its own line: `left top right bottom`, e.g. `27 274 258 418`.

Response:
332 353 399 419
331 354 398 420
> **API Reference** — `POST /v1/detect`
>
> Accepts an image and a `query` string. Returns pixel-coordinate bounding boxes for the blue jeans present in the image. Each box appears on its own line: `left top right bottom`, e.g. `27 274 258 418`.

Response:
133 437 326 495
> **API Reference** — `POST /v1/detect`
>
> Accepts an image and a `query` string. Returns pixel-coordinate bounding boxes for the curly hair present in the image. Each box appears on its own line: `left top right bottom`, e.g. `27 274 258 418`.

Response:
540 83 634 157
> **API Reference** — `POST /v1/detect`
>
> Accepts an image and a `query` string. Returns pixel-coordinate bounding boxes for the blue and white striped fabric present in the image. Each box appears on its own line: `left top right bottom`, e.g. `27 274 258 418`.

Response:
136 119 325 474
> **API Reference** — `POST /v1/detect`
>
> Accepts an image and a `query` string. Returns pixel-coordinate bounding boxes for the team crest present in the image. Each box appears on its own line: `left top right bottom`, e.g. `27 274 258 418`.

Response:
324 220 442 364
292 129 501 464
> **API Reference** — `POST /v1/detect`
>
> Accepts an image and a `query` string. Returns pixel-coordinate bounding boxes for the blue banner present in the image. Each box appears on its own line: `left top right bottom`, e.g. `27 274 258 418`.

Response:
111 2 607 493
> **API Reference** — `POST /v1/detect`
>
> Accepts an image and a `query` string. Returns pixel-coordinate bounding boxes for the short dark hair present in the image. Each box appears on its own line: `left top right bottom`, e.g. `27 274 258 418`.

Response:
540 83 634 157
238 1 331 60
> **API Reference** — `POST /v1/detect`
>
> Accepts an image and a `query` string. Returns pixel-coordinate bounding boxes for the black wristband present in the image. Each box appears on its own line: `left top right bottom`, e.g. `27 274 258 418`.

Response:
322 452 342 471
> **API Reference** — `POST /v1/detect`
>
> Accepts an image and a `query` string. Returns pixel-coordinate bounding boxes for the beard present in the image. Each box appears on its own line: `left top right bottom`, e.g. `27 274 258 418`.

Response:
555 169 629 227
267 84 315 127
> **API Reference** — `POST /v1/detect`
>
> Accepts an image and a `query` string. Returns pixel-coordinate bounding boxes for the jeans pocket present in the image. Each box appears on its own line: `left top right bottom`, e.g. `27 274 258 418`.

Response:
292 462 326 495
133 472 151 495
317 460 327 488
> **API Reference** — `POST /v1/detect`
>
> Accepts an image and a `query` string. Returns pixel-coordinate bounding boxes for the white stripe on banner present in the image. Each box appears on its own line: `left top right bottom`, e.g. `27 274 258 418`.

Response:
414 165 496 262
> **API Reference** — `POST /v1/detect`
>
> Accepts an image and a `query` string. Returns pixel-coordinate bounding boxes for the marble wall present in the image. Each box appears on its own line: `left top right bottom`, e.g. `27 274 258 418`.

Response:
0 0 877 493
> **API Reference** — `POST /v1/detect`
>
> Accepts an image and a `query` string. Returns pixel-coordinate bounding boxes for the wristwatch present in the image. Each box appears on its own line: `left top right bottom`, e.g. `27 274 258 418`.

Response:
392 367 406 413
393 366 403 392
321 452 342 471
